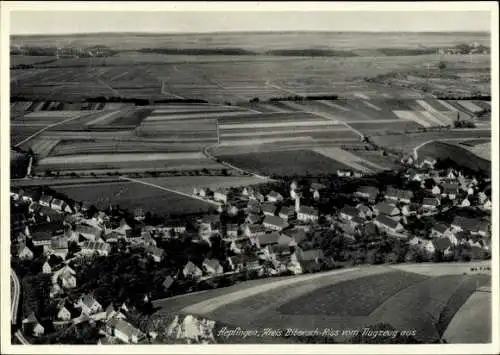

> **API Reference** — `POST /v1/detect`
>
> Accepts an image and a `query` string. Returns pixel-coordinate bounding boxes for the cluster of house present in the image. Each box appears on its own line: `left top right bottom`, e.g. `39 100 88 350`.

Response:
10 157 492 342
334 158 492 256
22 290 150 344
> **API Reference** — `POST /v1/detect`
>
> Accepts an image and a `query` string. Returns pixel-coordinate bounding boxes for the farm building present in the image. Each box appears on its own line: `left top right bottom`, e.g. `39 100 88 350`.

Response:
355 186 380 202
384 187 414 204
339 205 359 221
373 201 400 217
81 241 111 256
374 215 404 234
76 294 102 315
297 206 319 223
262 216 288 231
183 261 203 279
262 202 278 216
422 197 440 211
106 318 146 344
266 191 284 203
279 206 296 220
202 258 224 276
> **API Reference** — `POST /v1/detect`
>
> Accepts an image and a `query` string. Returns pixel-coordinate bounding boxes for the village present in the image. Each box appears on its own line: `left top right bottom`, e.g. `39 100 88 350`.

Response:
10 155 492 345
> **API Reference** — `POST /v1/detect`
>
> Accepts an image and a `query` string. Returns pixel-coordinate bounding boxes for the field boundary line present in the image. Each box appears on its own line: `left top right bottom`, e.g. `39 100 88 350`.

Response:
161 80 185 99
413 137 491 160
14 112 90 148
309 111 365 139
118 176 221 206
203 145 277 182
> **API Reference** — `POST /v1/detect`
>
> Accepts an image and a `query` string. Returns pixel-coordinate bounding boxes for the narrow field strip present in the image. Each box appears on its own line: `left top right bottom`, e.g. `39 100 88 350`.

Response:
85 110 125 126
438 100 459 111
220 121 339 129
361 100 382 111
145 110 259 121
38 152 206 165
420 110 447 126
393 110 431 127
220 127 350 138
313 147 375 173
353 92 370 99
456 100 484 113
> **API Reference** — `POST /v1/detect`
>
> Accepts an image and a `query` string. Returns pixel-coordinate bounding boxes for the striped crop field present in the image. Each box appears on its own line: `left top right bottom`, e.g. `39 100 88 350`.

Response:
455 100 485 114
36 152 224 173
38 130 135 140
49 140 204 156
145 109 255 121
219 112 341 125
312 147 388 173
22 138 60 158
349 120 423 134
52 181 217 216
372 129 492 154
11 111 84 126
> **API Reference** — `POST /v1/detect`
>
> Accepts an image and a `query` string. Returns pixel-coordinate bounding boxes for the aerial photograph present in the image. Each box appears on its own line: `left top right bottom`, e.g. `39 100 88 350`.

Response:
5 3 495 349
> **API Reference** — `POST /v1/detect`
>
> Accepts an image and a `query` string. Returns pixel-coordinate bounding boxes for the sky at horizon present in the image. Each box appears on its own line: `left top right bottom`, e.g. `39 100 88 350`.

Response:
10 11 492 35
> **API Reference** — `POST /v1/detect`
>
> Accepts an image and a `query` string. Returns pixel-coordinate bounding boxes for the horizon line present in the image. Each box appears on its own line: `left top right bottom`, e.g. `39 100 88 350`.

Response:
10 29 491 37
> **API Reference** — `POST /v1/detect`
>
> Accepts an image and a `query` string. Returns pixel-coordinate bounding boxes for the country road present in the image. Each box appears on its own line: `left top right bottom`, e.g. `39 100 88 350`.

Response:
11 269 30 344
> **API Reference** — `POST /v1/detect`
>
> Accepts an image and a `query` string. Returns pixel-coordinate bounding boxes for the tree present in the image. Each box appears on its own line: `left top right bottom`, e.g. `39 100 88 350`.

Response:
438 61 447 70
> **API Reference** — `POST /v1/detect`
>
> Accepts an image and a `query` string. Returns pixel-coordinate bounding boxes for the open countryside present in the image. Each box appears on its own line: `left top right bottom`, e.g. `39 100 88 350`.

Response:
9 22 493 348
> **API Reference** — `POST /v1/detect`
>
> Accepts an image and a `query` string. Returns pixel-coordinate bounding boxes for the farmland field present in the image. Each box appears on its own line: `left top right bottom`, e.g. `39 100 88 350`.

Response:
36 152 225 174
10 51 490 103
372 129 492 153
154 263 491 343
140 176 264 194
216 149 355 176
416 141 491 175
278 270 428 316
51 181 216 216
350 121 423 134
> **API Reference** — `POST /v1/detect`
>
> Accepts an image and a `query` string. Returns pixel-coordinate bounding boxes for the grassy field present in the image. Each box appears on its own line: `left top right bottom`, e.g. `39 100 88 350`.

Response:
417 141 491 175
36 152 224 173
369 274 490 343
10 51 490 103
278 271 428 316
218 149 355 176
141 176 264 194
372 130 492 153
153 263 491 343
442 286 491 343
52 181 216 215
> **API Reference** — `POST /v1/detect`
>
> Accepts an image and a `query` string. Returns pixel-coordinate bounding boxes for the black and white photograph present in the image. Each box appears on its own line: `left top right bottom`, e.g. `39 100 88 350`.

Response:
1 1 498 353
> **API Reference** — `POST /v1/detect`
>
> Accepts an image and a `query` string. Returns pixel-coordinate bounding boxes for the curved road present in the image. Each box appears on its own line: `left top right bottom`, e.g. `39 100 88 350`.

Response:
11 269 30 344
